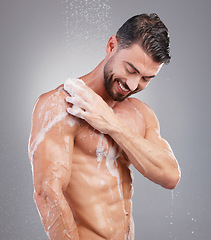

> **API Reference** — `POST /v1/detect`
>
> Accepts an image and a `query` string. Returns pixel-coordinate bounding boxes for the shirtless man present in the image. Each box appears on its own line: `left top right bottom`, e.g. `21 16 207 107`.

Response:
28 13 181 239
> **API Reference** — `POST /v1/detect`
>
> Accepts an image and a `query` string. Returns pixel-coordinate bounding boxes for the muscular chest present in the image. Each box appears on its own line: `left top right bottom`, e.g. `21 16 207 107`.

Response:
67 100 144 190
69 101 145 189
74 100 145 158
113 99 146 137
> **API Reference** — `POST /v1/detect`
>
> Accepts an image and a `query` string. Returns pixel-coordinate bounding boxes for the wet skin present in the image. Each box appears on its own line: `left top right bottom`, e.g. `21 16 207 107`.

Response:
29 86 145 239
65 96 145 239
29 37 180 239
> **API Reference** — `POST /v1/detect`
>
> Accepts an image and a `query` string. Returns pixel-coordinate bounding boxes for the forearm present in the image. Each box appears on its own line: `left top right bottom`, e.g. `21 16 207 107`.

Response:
63 79 180 188
34 191 79 240
109 123 180 189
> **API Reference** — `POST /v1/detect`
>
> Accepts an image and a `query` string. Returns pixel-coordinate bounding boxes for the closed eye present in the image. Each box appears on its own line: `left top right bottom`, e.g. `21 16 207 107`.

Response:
124 61 156 81
126 67 136 74
142 77 150 82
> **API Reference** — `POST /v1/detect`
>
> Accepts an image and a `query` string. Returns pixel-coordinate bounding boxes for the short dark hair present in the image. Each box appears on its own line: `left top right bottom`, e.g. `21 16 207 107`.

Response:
116 13 171 64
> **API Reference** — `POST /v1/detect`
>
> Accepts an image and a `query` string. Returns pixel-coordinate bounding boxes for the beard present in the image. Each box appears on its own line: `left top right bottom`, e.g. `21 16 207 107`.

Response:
103 57 137 102
103 73 128 102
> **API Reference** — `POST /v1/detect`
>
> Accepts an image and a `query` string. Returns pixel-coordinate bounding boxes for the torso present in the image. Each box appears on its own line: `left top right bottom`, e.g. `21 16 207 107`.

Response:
64 98 146 239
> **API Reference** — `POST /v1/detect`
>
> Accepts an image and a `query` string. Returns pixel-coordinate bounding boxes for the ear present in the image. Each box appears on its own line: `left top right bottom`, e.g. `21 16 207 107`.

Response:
106 35 118 55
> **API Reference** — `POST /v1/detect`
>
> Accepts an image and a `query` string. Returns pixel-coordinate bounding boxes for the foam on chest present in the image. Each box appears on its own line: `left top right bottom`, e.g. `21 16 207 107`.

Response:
70 125 134 232
74 124 121 166
73 124 126 199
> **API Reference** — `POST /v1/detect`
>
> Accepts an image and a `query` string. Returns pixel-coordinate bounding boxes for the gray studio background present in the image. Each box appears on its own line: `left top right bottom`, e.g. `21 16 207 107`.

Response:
1 0 211 239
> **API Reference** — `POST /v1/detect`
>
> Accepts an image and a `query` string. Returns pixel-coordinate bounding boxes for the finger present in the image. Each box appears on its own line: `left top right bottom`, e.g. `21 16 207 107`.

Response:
65 78 85 88
64 78 96 104
66 96 90 111
66 96 75 104
64 80 75 96
64 78 86 97
67 107 85 120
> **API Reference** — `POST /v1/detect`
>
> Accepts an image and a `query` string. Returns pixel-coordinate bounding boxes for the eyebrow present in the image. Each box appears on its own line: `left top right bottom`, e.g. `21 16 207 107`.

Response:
125 61 156 79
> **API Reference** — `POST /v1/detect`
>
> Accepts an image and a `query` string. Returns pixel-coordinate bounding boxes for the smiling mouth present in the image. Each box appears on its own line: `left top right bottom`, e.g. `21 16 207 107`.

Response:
117 80 130 93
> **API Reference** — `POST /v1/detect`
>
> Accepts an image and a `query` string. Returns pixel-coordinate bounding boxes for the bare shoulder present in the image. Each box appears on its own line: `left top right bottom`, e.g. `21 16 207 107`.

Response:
29 86 77 193
32 85 67 119
127 97 160 130
29 85 79 144
32 85 73 125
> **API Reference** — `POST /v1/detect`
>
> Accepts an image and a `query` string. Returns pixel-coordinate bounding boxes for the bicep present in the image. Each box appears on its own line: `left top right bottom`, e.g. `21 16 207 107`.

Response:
28 92 77 195
143 103 174 153
145 126 173 153
32 124 74 194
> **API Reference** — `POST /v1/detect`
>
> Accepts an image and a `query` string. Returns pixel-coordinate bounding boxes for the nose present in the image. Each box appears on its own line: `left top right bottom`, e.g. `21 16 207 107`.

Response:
126 77 140 91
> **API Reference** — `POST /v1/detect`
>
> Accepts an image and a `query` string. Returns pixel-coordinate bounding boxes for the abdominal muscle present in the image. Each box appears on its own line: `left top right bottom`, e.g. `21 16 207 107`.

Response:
64 123 134 240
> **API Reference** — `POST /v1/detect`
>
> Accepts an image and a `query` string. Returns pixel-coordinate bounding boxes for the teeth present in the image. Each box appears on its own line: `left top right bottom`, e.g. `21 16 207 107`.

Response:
118 81 129 92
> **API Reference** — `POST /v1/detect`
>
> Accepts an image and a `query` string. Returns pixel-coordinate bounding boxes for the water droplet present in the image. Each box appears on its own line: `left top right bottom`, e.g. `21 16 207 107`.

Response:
171 190 174 200
61 0 112 46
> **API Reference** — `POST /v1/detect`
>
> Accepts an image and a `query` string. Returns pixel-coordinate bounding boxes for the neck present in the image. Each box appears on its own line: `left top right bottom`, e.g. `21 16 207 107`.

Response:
79 59 117 108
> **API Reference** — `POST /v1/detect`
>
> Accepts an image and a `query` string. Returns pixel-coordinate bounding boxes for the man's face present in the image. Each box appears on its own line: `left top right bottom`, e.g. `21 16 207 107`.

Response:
104 43 163 102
